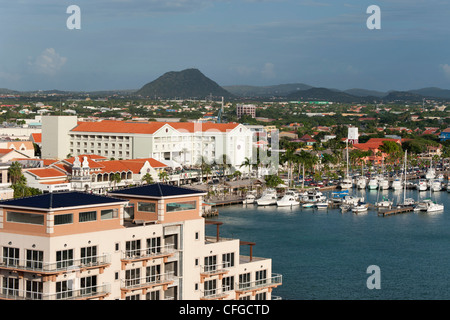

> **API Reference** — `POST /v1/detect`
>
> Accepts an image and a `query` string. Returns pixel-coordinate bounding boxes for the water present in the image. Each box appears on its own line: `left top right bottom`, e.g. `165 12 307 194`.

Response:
205 186 450 300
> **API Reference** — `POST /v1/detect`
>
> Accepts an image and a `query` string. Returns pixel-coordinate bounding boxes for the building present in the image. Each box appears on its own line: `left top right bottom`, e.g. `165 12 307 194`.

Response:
0 184 282 300
236 104 256 119
41 117 253 169
347 127 358 145
439 128 450 142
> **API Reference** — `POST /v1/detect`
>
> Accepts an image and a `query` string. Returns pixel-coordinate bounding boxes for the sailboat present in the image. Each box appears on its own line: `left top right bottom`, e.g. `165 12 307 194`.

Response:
339 139 352 189
398 150 415 207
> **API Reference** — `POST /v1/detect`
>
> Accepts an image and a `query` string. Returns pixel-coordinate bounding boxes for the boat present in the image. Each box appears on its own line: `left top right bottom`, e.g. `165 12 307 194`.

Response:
397 151 415 208
300 188 326 203
425 165 436 180
356 176 367 189
302 202 315 208
430 179 442 192
414 199 432 211
339 139 352 190
378 176 390 190
331 190 349 203
375 196 393 209
416 179 428 191
243 190 257 204
367 177 378 190
426 201 444 213
340 204 351 212
351 203 369 213
277 191 299 207
342 195 363 206
256 188 278 206
391 178 402 190
315 201 329 209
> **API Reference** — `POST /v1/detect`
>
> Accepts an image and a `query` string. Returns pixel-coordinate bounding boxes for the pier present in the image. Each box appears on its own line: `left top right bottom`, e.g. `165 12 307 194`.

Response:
378 206 414 217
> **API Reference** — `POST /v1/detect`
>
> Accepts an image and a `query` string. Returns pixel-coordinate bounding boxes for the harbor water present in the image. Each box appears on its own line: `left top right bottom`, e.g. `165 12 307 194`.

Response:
205 186 450 300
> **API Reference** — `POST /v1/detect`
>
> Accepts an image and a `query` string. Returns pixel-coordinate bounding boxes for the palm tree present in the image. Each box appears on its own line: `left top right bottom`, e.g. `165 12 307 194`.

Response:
110 173 121 189
240 157 253 176
8 161 23 185
158 171 169 183
141 173 154 184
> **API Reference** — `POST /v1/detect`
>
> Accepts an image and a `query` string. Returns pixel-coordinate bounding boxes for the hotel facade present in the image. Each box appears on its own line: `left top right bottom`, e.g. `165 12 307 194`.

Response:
0 184 282 300
41 116 254 169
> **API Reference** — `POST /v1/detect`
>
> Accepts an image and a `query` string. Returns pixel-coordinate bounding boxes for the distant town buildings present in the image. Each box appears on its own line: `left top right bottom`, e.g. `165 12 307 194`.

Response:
236 104 256 119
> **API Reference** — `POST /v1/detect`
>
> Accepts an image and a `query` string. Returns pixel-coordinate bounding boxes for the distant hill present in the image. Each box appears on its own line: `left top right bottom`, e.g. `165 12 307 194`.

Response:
286 87 370 103
223 83 313 97
136 68 233 99
383 90 425 102
408 87 450 99
344 88 386 98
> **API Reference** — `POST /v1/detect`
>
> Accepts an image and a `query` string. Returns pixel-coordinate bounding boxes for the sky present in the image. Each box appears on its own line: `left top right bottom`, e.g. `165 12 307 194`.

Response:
1 0 450 92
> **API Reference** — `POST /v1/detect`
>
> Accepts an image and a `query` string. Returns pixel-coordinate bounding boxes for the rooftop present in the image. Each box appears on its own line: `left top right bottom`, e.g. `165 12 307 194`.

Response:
109 183 207 199
0 191 127 211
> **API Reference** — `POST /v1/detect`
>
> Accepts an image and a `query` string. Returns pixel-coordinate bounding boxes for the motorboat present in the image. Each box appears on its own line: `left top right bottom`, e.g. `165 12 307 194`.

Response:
356 176 367 189
425 166 436 180
300 188 326 203
375 196 393 209
416 179 428 191
339 178 352 190
243 190 257 204
302 202 315 208
426 201 444 213
342 195 363 206
430 179 442 192
331 190 349 203
398 198 415 207
378 176 390 190
414 199 433 211
256 188 278 206
277 192 299 207
367 177 378 190
352 203 369 213
315 201 329 209
391 178 402 190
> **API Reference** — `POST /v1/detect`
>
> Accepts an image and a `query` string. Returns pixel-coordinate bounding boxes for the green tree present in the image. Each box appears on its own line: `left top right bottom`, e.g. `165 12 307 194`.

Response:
141 173 154 184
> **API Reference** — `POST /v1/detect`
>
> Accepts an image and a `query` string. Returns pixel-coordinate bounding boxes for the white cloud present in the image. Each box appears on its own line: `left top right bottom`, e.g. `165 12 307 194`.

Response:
28 48 67 76
440 64 450 78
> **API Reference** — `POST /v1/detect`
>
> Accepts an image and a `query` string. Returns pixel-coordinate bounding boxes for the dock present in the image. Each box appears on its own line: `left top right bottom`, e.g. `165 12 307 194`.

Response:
378 206 414 217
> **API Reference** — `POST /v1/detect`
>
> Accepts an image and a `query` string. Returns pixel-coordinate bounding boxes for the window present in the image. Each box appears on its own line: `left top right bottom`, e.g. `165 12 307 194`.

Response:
54 213 73 225
81 275 97 296
125 268 140 287
222 276 234 292
79 211 97 223
166 200 196 213
56 280 72 299
146 237 161 254
26 249 43 270
7 211 44 225
255 292 267 300
56 249 74 269
101 208 118 220
239 273 251 290
137 202 156 213
146 290 160 300
125 240 141 258
195 232 199 240
204 255 217 273
81 246 97 265
26 280 43 300
2 247 19 267
146 265 161 284
204 279 217 297
222 252 235 268
2 277 19 298
256 270 267 286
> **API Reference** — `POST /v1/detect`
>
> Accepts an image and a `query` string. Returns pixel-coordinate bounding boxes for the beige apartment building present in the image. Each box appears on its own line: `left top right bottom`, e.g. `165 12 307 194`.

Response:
0 183 281 300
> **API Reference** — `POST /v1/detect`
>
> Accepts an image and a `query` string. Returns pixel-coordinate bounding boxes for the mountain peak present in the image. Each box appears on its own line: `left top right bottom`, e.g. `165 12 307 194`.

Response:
136 68 233 99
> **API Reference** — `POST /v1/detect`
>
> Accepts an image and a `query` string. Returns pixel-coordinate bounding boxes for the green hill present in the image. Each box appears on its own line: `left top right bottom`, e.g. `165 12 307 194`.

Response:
136 68 233 99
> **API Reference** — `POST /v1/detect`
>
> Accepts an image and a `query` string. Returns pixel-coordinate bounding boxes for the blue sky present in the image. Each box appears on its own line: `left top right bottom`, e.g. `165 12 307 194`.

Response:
1 0 450 92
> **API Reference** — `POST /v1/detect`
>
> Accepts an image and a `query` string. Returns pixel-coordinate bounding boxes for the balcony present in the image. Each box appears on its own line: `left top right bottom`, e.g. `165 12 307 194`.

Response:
200 286 232 300
0 255 111 281
120 272 176 299
120 245 177 269
235 274 282 298
0 284 111 300
200 263 231 283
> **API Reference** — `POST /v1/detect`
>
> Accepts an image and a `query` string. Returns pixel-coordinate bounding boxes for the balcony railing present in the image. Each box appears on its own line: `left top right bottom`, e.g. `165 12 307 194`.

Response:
0 254 111 274
236 274 283 293
121 244 177 261
201 285 232 300
121 271 176 290
0 284 111 300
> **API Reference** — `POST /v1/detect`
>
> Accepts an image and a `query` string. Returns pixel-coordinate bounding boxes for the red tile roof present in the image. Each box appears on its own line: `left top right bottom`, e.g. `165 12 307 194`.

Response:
31 133 42 143
25 168 67 179
70 120 240 134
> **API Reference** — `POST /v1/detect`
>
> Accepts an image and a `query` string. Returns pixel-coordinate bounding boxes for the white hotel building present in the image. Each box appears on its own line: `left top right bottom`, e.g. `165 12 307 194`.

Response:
41 116 253 169
0 183 282 300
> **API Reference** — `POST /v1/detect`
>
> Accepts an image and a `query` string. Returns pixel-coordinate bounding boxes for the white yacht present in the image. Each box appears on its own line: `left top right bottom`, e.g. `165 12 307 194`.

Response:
426 201 444 213
375 196 393 209
416 179 428 191
391 178 402 190
315 201 329 209
243 190 257 204
425 166 436 180
356 176 367 189
300 188 326 203
277 191 299 207
339 178 352 190
256 189 278 206
367 177 378 190
352 203 369 213
430 179 442 192
342 195 363 206
378 176 390 190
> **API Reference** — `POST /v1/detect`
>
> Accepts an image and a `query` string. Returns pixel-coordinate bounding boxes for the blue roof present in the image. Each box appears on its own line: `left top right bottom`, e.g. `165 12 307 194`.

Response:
0 191 127 210
109 183 206 198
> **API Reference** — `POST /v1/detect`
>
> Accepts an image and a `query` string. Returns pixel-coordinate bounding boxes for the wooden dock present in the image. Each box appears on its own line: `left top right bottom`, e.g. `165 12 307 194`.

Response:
378 206 414 217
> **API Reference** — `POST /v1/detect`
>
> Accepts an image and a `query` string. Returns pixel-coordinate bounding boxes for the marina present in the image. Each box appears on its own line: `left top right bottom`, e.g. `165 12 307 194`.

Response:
205 179 450 300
